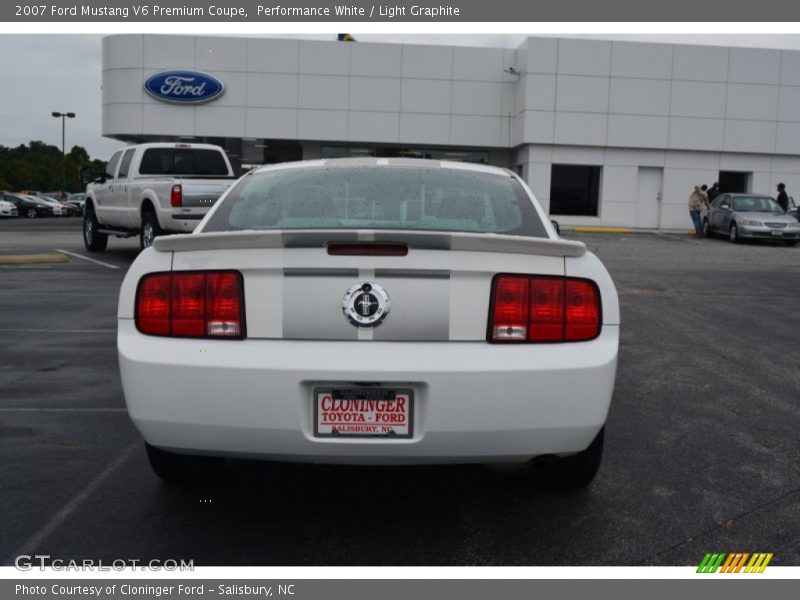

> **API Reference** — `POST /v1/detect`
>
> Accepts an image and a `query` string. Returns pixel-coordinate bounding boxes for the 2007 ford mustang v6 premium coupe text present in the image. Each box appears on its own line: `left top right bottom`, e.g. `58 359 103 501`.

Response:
118 158 619 487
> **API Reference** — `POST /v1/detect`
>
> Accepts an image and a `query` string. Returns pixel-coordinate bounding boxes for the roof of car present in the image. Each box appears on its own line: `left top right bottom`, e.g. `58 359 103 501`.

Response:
251 157 512 177
723 193 773 197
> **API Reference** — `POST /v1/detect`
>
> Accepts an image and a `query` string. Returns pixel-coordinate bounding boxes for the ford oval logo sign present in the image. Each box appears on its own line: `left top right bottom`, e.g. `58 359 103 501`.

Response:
144 70 225 104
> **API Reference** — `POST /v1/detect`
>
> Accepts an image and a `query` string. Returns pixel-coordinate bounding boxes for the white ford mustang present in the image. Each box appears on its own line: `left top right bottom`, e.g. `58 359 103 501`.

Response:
118 158 619 487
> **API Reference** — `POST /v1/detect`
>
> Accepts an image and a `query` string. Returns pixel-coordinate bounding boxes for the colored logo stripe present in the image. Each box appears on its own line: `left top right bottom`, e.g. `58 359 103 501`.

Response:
744 553 773 573
721 553 749 573
697 553 726 573
697 553 773 573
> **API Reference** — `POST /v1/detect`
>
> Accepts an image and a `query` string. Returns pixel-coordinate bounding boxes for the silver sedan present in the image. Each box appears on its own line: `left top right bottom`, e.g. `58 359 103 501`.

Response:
703 194 800 246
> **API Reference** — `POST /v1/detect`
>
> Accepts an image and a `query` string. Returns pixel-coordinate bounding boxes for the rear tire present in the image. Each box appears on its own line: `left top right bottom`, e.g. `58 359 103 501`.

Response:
83 206 108 252
145 443 224 483
140 210 162 251
550 427 605 489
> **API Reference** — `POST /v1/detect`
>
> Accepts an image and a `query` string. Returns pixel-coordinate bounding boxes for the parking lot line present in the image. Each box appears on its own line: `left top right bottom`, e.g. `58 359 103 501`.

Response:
3 441 139 565
56 249 120 270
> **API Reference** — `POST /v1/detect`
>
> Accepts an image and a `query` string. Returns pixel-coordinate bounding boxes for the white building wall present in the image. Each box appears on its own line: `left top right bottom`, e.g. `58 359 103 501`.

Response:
102 34 800 229
103 35 518 148
510 37 800 229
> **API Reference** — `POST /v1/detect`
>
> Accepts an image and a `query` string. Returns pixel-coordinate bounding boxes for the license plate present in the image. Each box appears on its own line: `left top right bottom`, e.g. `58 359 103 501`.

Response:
771 230 783 236
314 388 413 438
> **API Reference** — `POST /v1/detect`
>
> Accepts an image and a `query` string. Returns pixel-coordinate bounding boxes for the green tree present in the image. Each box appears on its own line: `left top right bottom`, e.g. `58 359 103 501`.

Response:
0 141 106 193
69 145 90 164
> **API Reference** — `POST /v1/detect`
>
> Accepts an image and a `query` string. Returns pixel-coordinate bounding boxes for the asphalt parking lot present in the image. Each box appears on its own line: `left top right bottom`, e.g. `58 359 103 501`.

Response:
1 218 798 567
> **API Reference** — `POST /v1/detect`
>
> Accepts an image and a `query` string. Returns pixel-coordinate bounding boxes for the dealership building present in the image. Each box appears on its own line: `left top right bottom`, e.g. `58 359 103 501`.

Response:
102 34 800 229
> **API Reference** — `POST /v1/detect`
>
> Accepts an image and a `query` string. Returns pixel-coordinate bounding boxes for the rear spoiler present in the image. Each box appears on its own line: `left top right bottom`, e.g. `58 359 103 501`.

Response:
153 229 587 258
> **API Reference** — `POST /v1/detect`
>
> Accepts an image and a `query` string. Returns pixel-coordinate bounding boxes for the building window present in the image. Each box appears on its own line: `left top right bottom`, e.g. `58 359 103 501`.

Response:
718 171 751 194
550 165 601 216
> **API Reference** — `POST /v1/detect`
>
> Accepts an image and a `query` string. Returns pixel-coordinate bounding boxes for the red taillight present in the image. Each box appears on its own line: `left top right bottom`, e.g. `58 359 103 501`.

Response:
170 184 182 207
135 271 244 339
205 272 243 338
489 275 601 343
136 274 171 336
490 276 529 341
529 277 565 342
565 279 600 341
171 273 206 336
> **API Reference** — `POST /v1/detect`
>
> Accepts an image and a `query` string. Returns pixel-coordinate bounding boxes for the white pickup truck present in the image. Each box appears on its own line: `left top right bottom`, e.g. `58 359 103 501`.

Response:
82 143 236 252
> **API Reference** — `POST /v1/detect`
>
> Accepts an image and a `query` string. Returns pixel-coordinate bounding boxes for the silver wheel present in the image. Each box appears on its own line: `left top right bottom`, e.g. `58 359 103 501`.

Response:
729 223 739 244
140 211 162 251
142 222 154 248
26 208 37 218
83 206 108 252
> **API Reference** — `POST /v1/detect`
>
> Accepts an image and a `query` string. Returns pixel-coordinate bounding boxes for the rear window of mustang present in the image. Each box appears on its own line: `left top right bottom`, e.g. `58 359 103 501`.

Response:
203 166 548 237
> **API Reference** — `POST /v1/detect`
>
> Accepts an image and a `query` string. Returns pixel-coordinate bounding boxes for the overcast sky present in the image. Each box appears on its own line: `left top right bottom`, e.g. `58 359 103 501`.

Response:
3 33 800 160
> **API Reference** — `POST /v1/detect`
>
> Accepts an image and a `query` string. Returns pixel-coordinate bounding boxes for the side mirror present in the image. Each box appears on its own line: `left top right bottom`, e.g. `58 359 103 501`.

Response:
79 166 94 185
550 220 561 235
721 205 731 211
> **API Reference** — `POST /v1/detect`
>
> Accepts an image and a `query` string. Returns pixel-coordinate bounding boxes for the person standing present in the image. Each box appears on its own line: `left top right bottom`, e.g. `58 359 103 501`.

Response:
707 181 720 203
688 185 707 237
776 183 789 212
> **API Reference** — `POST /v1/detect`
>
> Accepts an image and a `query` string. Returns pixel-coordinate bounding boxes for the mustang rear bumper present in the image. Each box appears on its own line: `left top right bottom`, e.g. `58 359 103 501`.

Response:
118 320 619 465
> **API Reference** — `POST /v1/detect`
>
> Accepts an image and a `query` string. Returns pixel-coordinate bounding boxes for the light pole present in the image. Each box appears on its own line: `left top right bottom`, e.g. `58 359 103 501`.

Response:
52 111 75 198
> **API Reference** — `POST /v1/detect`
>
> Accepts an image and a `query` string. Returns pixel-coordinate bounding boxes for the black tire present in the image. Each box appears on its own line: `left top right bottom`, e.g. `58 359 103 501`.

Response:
729 222 741 244
140 210 163 251
550 427 605 489
83 205 108 252
786 240 797 247
702 218 710 237
26 207 37 219
145 443 224 483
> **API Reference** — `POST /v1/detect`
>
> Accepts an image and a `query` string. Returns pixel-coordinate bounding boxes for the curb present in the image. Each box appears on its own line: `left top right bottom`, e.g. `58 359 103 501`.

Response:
572 226 631 234
0 253 69 265
562 226 696 236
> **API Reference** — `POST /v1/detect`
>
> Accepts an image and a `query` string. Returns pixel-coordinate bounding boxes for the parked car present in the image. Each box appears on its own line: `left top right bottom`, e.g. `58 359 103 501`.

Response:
23 194 65 216
703 194 800 246
118 158 620 487
43 191 69 201
57 200 80 217
83 142 236 252
67 193 86 216
40 193 78 215
0 193 52 218
0 199 18 218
